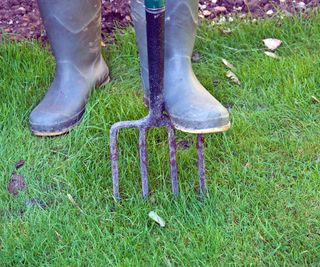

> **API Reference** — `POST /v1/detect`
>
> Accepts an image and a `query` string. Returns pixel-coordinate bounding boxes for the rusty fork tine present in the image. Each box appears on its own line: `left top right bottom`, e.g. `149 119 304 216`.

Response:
139 128 149 198
168 125 179 196
110 125 120 199
196 134 206 195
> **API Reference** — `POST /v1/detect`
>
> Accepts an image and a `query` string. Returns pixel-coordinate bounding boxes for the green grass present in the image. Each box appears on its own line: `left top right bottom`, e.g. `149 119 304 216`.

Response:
0 14 319 266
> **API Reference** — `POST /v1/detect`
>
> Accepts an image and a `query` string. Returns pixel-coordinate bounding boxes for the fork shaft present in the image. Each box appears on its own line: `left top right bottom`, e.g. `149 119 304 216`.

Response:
110 127 120 199
168 125 178 196
146 4 165 117
197 134 206 195
139 128 149 198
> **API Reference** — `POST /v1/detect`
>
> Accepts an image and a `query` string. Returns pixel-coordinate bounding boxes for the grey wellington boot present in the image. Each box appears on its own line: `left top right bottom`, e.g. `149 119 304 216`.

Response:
29 0 110 136
131 0 230 133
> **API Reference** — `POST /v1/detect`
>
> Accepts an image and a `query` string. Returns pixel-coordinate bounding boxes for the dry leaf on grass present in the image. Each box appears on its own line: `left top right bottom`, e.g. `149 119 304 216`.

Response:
264 51 279 59
221 28 233 34
263 38 282 51
15 160 25 170
148 211 166 227
222 58 235 70
67 193 84 213
192 52 202 62
226 70 241 85
7 172 26 196
101 41 106 47
311 96 320 104
25 198 48 209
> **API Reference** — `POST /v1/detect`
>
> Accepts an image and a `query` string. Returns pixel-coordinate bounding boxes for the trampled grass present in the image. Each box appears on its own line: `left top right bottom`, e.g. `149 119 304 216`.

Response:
0 13 319 266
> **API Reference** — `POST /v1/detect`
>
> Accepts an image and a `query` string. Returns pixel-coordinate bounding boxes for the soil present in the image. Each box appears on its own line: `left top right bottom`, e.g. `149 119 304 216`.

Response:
0 0 319 41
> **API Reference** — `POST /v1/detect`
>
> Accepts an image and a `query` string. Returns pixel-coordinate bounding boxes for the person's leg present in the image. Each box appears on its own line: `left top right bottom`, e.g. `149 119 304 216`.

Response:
131 0 230 133
30 0 109 136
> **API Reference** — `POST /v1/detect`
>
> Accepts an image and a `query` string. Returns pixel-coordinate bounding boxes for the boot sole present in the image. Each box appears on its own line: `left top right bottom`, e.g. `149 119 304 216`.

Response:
31 75 110 137
173 121 231 134
31 109 86 137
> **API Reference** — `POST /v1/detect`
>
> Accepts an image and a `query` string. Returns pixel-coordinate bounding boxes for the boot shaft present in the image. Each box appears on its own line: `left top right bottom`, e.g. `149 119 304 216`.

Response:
37 0 102 70
131 0 199 94
165 0 198 59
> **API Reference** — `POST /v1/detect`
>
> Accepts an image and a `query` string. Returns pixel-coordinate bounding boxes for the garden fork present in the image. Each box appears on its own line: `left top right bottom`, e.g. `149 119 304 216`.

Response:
109 0 206 199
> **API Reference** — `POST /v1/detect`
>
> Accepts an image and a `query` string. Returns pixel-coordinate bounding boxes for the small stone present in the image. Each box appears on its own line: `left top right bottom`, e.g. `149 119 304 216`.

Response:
214 6 227 13
266 9 274 15
296 1 306 10
203 10 212 16
17 7 26 13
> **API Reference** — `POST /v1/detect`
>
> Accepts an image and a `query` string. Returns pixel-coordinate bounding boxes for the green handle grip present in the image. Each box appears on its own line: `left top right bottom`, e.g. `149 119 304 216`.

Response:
145 0 165 9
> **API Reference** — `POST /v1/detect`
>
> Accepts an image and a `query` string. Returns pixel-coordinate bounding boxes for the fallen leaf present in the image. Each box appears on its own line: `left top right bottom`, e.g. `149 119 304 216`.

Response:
311 96 320 104
101 41 106 47
224 103 233 112
55 231 63 241
226 71 241 85
7 172 26 196
264 51 279 59
258 232 266 242
25 198 48 209
222 58 235 70
15 160 25 170
213 80 220 87
148 211 166 227
67 193 84 213
192 52 202 62
221 28 233 34
177 140 193 150
263 38 282 51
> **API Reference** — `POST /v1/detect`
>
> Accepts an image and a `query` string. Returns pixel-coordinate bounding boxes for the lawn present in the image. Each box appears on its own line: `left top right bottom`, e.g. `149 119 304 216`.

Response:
0 13 319 266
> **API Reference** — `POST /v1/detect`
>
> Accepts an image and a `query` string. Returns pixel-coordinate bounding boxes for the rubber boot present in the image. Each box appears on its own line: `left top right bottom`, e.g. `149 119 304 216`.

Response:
131 0 230 133
30 0 110 136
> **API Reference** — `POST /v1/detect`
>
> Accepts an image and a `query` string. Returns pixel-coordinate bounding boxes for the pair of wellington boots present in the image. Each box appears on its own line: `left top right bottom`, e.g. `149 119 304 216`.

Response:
30 0 230 136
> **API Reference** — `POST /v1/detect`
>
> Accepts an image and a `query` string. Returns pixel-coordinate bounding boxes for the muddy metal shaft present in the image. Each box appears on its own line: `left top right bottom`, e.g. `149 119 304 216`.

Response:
146 2 166 117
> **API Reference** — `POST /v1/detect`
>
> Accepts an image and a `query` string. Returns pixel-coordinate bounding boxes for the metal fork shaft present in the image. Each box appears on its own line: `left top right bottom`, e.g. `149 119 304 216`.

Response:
110 127 120 199
196 134 206 195
168 125 178 196
139 128 149 198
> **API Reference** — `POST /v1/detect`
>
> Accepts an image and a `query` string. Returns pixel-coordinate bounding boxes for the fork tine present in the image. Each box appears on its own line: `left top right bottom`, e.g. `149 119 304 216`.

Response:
168 125 179 196
110 126 120 199
139 128 149 198
196 134 206 195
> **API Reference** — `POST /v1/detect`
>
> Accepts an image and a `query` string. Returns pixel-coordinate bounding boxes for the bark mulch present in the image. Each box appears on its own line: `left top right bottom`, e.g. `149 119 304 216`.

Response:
0 0 319 41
